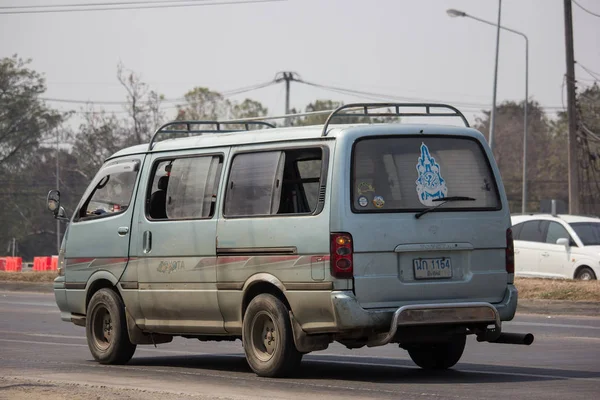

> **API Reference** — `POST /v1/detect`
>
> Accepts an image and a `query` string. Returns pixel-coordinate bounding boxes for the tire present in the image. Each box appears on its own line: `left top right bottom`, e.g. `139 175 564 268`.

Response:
575 267 597 281
86 288 136 364
407 335 466 370
242 293 302 377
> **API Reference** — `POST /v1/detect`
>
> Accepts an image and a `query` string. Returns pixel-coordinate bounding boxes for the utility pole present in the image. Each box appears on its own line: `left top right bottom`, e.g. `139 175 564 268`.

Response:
11 237 16 257
489 0 502 150
564 0 580 214
275 72 300 126
56 128 61 253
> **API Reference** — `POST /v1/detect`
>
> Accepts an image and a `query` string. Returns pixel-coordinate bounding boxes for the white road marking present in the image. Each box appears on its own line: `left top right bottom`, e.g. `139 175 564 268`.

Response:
0 330 84 340
508 321 600 330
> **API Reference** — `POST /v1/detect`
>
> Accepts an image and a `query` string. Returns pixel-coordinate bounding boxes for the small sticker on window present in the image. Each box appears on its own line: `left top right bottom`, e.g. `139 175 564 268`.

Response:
373 195 385 208
415 143 448 206
358 196 369 207
357 182 375 195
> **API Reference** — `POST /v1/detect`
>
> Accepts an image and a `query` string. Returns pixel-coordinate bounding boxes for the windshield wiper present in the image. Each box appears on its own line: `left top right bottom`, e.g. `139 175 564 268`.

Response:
415 196 476 219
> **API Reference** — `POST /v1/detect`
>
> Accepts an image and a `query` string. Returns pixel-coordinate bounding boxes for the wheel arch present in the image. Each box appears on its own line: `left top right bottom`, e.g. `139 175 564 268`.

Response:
573 264 598 280
84 271 122 312
241 274 291 320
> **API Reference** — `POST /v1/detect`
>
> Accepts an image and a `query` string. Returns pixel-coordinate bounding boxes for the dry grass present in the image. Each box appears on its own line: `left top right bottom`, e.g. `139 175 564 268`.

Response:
0 271 58 282
515 277 600 302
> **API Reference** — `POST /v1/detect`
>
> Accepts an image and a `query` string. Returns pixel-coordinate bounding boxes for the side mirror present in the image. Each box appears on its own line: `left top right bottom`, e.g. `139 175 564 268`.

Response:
556 238 570 248
47 190 61 216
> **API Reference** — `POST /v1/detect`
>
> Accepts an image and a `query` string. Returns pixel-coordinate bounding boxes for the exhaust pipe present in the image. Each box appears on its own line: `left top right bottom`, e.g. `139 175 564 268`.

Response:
478 332 534 345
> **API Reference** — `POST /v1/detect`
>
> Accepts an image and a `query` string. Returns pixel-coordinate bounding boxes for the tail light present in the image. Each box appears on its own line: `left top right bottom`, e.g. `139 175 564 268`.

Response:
506 228 515 274
331 232 353 279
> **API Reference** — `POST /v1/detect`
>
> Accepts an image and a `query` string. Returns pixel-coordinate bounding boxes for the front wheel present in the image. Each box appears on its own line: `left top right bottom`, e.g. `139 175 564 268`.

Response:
407 335 466 370
575 267 597 281
242 294 302 377
86 288 136 364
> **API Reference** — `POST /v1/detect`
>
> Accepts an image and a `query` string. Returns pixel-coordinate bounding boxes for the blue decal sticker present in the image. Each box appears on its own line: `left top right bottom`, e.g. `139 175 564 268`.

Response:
415 143 448 206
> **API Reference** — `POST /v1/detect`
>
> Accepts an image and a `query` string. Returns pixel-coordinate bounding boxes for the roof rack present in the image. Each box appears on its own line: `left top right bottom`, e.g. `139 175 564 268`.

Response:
321 103 470 137
148 119 276 150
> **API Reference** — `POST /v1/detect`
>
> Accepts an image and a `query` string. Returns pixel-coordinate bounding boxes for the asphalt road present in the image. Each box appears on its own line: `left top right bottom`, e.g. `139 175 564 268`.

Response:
1 291 599 400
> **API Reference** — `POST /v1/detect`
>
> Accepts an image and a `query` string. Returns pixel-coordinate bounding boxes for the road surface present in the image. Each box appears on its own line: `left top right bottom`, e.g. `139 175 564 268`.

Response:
1 291 599 399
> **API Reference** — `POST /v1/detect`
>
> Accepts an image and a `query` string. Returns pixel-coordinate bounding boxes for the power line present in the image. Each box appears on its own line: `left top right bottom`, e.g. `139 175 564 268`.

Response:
296 78 565 111
40 79 276 105
577 63 600 80
0 0 285 15
573 0 600 18
0 0 210 10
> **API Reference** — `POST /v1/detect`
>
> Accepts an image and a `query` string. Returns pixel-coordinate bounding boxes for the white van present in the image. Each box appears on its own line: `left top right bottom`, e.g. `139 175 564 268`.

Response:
47 103 533 378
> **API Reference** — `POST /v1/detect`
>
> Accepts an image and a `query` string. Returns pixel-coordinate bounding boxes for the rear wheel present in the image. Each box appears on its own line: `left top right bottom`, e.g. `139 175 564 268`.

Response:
407 335 466 370
86 288 136 364
575 267 596 281
243 293 302 377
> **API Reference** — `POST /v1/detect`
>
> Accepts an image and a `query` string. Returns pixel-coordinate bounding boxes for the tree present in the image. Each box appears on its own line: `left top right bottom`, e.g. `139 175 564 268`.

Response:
474 100 567 212
176 87 231 121
231 98 268 119
290 99 397 127
0 55 63 168
117 63 164 147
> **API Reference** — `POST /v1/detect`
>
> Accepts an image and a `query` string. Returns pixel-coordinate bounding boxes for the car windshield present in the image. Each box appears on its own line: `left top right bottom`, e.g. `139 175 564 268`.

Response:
570 222 600 246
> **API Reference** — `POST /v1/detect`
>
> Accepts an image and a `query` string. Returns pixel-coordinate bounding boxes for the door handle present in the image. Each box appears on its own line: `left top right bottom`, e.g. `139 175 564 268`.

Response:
117 226 129 236
143 231 152 254
541 252 549 257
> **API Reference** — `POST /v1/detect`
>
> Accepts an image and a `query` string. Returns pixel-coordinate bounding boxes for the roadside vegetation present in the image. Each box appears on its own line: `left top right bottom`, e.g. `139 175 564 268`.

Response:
515 277 600 301
0 271 57 282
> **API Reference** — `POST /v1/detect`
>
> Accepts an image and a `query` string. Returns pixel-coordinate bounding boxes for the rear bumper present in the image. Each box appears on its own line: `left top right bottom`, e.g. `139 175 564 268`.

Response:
331 284 518 344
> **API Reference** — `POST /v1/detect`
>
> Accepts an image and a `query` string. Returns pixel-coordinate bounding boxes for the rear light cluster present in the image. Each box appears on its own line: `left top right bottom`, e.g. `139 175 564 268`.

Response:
331 232 353 279
506 228 515 274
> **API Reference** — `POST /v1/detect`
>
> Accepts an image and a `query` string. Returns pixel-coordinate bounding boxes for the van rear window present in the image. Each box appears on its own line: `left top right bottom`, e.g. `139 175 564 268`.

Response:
352 136 500 212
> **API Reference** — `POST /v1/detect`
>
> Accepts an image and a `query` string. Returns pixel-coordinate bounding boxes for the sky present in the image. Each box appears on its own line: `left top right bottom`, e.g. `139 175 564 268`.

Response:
1 0 599 128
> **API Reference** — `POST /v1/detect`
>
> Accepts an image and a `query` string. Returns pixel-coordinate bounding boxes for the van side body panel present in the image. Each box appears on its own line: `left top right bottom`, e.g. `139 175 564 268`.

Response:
215 140 344 334
63 155 145 315
126 147 229 334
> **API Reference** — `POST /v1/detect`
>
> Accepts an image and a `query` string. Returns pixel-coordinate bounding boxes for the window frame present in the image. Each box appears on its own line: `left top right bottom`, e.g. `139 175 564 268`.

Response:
518 220 550 243
545 221 575 246
350 135 503 214
144 152 224 222
222 145 329 219
73 159 141 223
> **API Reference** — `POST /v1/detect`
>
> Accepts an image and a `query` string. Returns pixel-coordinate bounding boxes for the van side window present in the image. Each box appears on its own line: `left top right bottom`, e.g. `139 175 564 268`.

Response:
147 155 222 220
78 170 138 221
224 148 324 217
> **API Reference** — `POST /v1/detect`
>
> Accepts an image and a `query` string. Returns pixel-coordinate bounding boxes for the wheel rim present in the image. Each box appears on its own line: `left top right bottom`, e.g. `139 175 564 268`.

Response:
91 305 113 351
250 311 277 362
580 271 592 281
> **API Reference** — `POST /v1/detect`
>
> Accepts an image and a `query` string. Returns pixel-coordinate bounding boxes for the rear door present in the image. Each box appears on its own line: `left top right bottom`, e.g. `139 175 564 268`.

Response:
342 134 508 309
539 221 572 278
516 220 550 277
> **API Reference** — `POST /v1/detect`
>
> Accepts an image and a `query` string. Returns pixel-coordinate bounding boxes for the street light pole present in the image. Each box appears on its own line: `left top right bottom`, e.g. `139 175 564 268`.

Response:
490 0 502 150
447 8 529 214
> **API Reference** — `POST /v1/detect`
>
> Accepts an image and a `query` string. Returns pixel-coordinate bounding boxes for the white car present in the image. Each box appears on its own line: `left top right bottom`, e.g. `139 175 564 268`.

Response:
511 214 600 280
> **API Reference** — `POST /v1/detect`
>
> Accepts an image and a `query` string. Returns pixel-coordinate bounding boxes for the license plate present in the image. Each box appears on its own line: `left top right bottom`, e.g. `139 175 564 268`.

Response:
413 257 452 279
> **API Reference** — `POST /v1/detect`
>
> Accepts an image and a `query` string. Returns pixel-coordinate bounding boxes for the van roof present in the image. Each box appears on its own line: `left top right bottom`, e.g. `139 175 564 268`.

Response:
107 122 485 160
